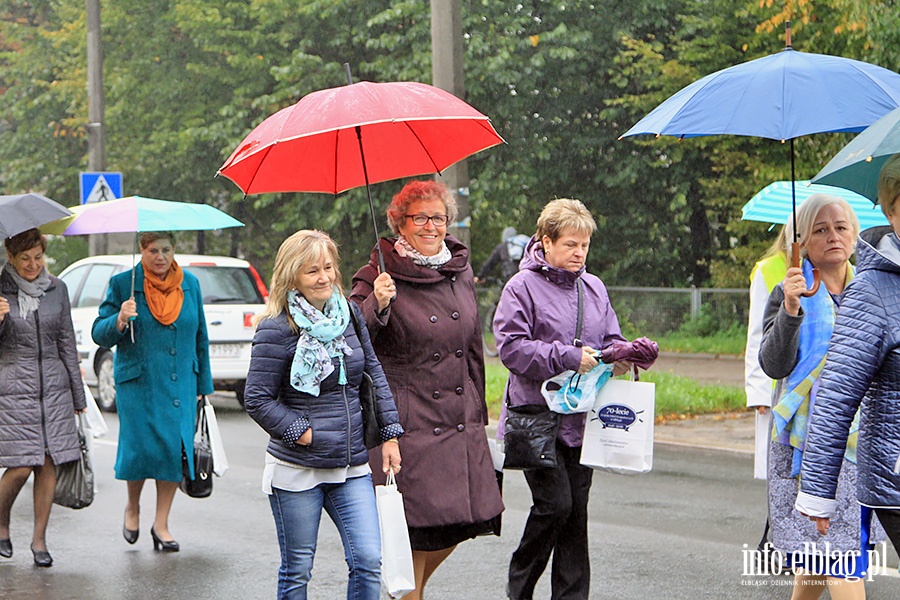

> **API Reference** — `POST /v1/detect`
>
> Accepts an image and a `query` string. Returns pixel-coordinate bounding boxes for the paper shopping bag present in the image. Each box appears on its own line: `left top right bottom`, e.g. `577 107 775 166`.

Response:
202 397 229 477
376 472 416 599
580 378 655 475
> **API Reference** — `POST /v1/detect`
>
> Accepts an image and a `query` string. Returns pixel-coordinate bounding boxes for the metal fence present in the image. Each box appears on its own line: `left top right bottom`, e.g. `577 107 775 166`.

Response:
607 286 749 337
476 285 750 339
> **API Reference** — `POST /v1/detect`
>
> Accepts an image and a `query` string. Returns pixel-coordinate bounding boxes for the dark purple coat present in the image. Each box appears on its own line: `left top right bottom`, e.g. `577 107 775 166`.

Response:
493 237 626 446
350 236 503 529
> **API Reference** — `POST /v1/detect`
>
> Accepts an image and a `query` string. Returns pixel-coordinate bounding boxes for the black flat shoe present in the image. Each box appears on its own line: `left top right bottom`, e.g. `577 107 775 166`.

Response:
31 545 52 568
150 527 179 552
0 538 11 558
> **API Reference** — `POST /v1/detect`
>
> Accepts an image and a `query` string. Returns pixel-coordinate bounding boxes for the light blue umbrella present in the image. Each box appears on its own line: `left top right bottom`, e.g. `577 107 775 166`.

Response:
743 180 888 230
812 106 900 202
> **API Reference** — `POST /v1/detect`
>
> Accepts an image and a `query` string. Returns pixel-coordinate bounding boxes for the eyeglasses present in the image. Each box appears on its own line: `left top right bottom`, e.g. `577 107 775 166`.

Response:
405 214 449 227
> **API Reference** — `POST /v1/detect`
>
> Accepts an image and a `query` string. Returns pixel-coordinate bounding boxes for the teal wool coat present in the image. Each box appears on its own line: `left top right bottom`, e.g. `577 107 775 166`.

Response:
92 264 213 482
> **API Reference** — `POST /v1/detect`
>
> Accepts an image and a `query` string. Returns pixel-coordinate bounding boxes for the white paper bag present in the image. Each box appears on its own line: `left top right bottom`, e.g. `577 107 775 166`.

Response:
580 378 655 475
202 398 229 477
376 471 416 599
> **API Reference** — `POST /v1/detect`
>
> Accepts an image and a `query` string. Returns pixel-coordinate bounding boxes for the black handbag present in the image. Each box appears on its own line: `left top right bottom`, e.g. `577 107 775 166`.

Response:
180 397 213 498
54 413 94 509
349 308 381 449
502 279 585 470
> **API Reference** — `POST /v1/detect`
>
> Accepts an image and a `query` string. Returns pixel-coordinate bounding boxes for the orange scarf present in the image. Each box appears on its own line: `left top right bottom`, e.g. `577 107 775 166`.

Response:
143 261 185 326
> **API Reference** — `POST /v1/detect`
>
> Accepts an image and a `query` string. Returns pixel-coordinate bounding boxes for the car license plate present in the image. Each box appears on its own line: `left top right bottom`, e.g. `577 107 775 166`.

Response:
210 343 242 358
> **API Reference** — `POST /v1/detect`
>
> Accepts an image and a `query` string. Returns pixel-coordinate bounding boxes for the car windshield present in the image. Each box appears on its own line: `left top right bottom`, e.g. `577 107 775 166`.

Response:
185 266 264 304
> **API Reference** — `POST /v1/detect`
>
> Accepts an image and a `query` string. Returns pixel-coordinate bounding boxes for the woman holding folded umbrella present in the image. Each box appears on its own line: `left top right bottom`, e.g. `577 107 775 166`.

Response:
493 199 630 600
0 228 86 567
758 194 881 598
92 231 213 553
350 180 503 600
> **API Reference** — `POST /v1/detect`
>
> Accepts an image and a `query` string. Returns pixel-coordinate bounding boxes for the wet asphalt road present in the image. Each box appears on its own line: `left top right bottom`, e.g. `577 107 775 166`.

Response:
2 394 898 599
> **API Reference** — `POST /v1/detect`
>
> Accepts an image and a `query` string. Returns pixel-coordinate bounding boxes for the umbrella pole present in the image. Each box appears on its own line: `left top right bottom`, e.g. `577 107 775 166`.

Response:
355 125 387 273
344 63 386 273
130 233 137 342
789 138 821 297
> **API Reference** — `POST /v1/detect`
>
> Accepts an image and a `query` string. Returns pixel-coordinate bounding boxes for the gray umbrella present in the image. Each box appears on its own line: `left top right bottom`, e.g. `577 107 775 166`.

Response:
0 193 73 239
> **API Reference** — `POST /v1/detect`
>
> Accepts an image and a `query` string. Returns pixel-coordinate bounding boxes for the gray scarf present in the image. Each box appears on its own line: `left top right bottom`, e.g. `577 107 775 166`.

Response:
4 263 51 319
394 236 453 269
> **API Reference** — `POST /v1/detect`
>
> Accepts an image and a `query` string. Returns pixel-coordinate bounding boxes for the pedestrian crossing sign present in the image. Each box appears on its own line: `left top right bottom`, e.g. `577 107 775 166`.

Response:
80 172 123 204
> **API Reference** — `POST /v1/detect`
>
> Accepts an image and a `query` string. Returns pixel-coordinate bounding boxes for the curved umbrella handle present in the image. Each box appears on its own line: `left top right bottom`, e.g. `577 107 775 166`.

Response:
791 242 820 297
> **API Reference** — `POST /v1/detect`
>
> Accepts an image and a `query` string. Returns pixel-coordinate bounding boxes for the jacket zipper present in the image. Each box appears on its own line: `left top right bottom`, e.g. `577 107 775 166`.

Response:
35 311 51 453
342 384 352 466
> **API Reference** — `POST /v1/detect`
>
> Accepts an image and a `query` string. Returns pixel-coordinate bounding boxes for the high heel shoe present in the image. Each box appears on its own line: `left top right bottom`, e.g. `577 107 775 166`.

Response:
123 508 139 544
150 527 179 552
30 544 52 568
0 538 12 558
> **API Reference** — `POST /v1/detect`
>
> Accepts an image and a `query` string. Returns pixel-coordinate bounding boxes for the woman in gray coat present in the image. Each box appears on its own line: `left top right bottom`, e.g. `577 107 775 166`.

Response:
0 228 86 568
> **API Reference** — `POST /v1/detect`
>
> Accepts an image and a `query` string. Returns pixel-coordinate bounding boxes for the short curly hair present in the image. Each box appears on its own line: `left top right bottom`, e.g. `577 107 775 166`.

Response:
5 228 47 257
139 231 177 249
385 180 457 234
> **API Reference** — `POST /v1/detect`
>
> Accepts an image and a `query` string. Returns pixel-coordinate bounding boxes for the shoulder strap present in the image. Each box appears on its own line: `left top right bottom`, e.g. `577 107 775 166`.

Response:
348 302 363 341
574 279 584 347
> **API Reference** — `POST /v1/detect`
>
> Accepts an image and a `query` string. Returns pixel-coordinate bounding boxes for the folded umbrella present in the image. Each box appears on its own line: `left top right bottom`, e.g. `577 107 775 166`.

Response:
600 338 660 371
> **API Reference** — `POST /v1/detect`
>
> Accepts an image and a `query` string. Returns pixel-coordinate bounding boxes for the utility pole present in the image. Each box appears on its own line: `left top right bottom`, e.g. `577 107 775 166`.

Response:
86 0 107 255
431 0 471 247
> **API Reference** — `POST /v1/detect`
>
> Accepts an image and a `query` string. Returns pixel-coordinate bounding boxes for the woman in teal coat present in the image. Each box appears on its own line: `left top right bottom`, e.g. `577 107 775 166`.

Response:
93 231 212 553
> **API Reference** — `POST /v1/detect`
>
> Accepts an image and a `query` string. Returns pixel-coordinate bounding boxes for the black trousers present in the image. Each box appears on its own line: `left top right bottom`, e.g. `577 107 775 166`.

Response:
508 442 593 600
875 508 900 556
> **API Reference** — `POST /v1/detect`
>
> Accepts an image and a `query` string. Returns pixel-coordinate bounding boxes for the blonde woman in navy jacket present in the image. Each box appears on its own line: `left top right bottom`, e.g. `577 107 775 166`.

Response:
245 230 402 600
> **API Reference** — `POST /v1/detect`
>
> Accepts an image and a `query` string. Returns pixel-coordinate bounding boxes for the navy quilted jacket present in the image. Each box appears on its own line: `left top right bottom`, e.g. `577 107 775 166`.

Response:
799 227 900 510
244 301 401 469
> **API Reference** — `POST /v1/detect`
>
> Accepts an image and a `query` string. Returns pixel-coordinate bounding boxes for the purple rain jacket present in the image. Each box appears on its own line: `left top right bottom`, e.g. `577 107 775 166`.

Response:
493 236 626 447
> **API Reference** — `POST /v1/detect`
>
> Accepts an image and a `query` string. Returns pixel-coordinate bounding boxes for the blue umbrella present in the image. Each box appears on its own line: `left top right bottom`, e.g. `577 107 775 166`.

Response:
620 25 900 294
742 180 888 230
812 106 900 203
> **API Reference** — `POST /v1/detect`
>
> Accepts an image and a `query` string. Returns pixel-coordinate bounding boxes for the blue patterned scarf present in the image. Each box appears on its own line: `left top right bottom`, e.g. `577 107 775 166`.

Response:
772 259 858 476
287 288 352 396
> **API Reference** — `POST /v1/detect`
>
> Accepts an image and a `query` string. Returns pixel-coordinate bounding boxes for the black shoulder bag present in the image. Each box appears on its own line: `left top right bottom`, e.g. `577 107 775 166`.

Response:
180 396 213 498
349 307 382 449
502 279 584 470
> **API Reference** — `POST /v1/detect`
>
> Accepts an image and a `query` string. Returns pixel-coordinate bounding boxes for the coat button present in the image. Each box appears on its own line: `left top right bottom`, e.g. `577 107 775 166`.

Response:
170 373 178 382
432 352 441 361
432 391 441 399
430 315 438 323
173 399 181 407
169 348 176 356
455 349 463 358
433 427 442 435
457 424 465 432
451 311 460 320
455 387 463 395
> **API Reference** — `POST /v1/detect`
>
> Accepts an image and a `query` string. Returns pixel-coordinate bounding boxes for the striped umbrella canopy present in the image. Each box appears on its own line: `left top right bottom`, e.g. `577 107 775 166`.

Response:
742 180 888 230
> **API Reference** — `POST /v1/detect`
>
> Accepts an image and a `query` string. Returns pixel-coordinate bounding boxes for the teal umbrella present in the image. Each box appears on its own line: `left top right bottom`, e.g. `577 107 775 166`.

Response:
812 106 900 202
42 195 243 235
42 195 244 341
743 180 888 230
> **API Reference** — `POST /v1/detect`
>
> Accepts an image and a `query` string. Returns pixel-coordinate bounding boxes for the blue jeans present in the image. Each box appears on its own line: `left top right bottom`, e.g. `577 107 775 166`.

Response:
268 474 382 600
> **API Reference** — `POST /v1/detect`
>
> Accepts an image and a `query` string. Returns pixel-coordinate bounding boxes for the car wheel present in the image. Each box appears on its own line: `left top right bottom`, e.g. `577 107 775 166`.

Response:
96 352 117 412
234 380 246 407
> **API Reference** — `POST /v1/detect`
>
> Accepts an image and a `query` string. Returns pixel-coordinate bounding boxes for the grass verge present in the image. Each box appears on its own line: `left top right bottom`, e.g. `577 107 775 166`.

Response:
485 361 744 422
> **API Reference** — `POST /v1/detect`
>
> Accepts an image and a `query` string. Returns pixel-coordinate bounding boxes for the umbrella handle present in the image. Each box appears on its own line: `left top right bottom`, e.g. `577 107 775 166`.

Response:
791 242 821 297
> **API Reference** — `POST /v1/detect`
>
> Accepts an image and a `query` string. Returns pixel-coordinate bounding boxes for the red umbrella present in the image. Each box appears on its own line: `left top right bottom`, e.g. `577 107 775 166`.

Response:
217 70 504 270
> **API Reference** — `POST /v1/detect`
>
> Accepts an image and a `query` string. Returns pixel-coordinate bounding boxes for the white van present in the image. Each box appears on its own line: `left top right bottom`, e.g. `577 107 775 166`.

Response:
59 254 268 411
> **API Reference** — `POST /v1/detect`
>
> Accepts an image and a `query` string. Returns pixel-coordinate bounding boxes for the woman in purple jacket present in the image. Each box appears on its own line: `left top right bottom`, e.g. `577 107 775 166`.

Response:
494 198 630 600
